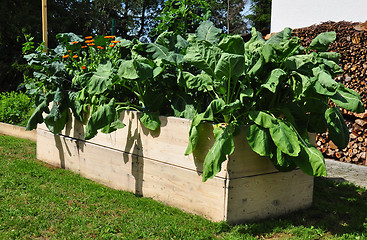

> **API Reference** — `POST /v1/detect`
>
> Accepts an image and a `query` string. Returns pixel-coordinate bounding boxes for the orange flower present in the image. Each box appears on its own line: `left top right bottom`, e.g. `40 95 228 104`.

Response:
62 55 69 58
68 50 71 52
110 40 121 43
85 36 93 39
81 45 88 48
104 35 115 39
85 39 94 43
82 66 86 70
73 55 78 58
87 43 95 46
71 41 78 44
97 46 104 49
109 44 115 47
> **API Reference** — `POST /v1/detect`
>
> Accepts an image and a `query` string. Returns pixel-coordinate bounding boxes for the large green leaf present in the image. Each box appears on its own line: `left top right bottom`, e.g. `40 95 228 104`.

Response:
266 27 292 45
202 125 234 182
330 84 364 113
292 140 327 176
183 41 223 78
309 31 336 52
25 95 51 131
118 60 153 81
248 111 277 128
246 124 274 156
218 35 245 55
262 69 286 93
183 71 213 91
171 93 196 119
139 112 160 131
139 43 170 60
325 107 349 149
196 21 222 44
214 53 245 80
86 61 113 95
315 70 338 95
118 60 139 80
285 54 315 75
270 148 297 171
44 88 69 134
85 98 116 140
185 99 225 155
101 119 126 134
269 120 300 157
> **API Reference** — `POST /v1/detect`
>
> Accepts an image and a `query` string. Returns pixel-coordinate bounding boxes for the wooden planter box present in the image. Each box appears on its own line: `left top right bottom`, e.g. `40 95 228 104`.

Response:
36 111 314 224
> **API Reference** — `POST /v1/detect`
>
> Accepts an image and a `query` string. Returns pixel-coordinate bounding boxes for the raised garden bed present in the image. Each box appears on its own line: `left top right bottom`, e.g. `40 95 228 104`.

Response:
0 122 36 141
37 111 314 223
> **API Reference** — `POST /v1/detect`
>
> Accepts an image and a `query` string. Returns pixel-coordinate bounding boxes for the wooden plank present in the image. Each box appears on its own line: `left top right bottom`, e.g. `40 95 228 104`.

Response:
0 122 37 141
39 110 139 154
41 0 48 49
78 141 137 192
138 115 229 178
37 129 79 172
139 156 226 222
226 169 314 224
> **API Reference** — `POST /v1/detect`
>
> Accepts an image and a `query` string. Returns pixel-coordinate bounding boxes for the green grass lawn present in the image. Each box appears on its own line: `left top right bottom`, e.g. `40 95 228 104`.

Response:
0 134 366 239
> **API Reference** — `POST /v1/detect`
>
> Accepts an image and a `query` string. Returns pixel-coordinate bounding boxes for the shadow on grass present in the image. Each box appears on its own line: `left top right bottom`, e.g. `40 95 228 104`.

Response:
229 177 367 237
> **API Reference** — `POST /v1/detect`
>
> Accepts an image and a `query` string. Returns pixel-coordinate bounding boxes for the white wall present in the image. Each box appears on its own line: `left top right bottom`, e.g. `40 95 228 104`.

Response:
271 0 367 33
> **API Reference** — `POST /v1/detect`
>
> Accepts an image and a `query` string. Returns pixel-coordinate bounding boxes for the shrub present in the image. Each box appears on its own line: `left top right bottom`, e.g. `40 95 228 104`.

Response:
0 91 34 126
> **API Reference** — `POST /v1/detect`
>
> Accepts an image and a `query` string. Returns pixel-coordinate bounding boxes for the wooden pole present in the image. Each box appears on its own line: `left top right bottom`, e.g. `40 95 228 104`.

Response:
42 0 48 49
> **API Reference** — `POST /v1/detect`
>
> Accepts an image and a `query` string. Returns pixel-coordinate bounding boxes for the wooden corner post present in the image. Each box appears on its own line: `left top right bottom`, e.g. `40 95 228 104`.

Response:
42 0 48 49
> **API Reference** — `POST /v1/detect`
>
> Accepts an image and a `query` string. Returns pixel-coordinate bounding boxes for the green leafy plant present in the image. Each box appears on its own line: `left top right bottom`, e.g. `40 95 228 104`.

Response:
23 21 364 182
0 91 34 126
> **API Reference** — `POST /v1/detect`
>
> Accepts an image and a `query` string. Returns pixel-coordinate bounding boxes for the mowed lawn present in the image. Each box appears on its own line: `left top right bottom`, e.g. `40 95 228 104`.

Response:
0 134 366 239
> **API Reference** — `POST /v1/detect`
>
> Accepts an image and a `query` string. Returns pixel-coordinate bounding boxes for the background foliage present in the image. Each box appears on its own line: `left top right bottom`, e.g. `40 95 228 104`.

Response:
0 91 34 126
0 0 264 93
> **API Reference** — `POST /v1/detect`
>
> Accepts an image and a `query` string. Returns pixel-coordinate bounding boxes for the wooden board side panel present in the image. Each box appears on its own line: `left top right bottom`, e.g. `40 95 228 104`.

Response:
138 115 229 178
37 129 80 172
226 169 314 224
0 122 37 141
139 156 226 222
78 141 137 192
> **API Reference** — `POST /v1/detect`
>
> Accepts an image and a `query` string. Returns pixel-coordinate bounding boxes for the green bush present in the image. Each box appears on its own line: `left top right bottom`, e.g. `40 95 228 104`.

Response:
0 91 34 126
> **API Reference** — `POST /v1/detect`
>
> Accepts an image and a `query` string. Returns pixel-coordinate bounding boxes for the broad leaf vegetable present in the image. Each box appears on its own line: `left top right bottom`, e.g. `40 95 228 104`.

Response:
23 22 364 182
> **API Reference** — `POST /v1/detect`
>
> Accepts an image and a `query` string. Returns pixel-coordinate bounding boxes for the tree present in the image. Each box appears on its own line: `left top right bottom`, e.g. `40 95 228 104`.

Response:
245 0 271 33
211 0 249 35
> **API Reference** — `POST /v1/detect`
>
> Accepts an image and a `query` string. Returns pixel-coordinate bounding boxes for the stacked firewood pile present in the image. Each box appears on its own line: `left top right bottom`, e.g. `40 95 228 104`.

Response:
292 21 367 165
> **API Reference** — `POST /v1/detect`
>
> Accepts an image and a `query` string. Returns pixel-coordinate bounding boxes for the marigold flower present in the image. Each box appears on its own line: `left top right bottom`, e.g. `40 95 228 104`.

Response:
81 45 88 48
104 35 115 39
87 43 95 46
73 55 78 58
62 55 69 58
110 40 121 43
85 39 94 43
109 44 115 47
97 46 104 49
68 50 71 52
71 41 78 44
85 36 93 39
82 66 86 70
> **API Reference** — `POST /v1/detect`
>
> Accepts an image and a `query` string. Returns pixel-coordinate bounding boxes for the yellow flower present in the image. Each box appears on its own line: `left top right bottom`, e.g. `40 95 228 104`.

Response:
73 55 78 58
110 40 121 43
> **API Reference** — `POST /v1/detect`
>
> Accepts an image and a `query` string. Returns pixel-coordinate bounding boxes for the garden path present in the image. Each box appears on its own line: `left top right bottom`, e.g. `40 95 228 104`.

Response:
325 159 367 189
